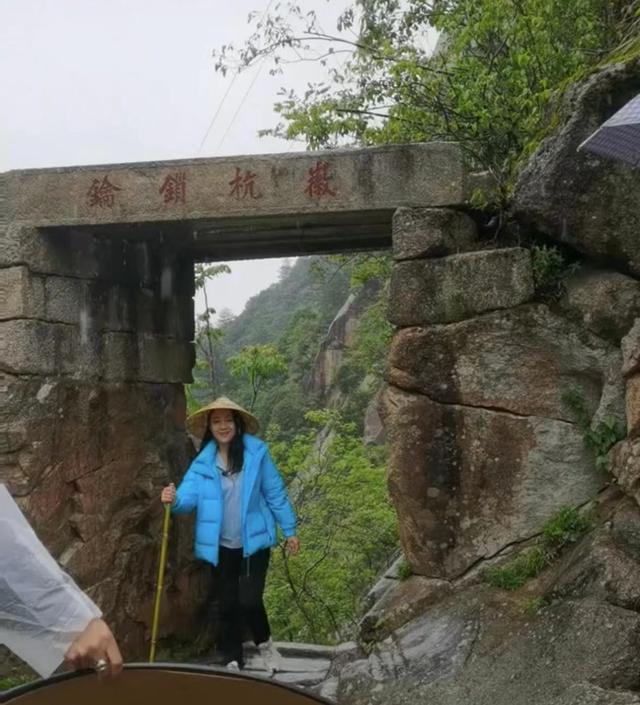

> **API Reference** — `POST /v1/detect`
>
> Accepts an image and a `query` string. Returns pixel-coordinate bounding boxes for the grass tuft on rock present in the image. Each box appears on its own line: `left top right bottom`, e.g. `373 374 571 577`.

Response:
485 506 592 591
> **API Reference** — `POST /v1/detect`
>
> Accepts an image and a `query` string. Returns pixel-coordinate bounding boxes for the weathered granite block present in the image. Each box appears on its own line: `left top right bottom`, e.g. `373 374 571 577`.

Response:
0 266 45 320
560 269 640 344
382 385 601 578
138 334 194 383
392 207 477 261
44 276 87 325
103 332 193 383
0 319 60 375
387 304 624 423
0 224 104 277
388 247 534 326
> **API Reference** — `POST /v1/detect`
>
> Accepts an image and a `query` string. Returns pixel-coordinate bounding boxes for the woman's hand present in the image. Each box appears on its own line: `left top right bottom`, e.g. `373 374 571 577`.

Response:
64 618 123 677
285 536 300 555
160 483 176 505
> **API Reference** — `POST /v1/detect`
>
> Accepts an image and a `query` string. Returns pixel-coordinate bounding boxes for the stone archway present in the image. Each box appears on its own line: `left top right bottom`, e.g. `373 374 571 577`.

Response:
0 143 473 653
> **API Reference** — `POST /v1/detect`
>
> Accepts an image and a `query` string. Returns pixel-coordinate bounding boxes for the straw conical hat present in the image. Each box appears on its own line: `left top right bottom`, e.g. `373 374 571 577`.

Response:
186 396 259 438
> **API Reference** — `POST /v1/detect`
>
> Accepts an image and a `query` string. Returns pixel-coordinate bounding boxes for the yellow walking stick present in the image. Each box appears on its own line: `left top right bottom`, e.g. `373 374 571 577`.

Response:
149 499 172 663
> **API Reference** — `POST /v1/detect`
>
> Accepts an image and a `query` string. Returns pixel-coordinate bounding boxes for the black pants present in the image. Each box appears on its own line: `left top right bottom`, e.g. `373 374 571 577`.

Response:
214 546 271 667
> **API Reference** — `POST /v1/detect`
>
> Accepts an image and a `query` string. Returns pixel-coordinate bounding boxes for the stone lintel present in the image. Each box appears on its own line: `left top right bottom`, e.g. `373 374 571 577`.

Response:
2 143 467 229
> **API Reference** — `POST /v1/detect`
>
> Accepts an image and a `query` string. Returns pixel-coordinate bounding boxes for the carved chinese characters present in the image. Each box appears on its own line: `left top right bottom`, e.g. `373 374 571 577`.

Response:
84 159 338 212
86 176 121 208
305 160 336 199
159 172 187 205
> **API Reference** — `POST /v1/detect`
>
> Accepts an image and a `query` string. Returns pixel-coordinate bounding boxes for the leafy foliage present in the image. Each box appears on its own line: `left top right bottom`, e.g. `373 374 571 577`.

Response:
396 559 413 582
214 0 632 201
264 410 398 643
530 245 579 301
186 263 231 411
188 254 396 641
542 506 592 549
227 344 288 411
562 389 626 471
485 546 549 590
521 596 548 614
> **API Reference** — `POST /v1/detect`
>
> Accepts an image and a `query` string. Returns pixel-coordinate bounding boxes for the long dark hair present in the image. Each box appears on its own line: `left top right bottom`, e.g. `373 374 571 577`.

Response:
199 410 245 475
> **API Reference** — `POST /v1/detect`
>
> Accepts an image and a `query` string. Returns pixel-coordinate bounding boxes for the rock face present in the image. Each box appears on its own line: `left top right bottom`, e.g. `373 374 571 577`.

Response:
328 490 640 705
391 207 477 261
307 280 381 397
364 191 638 702
387 305 623 423
622 320 640 437
383 224 625 578
513 59 640 275
559 269 640 344
0 226 204 657
335 589 640 705
382 385 602 577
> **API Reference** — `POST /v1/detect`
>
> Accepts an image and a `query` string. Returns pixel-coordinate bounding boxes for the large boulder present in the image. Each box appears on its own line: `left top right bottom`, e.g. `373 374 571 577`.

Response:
388 304 624 424
513 59 640 275
612 436 640 507
548 496 640 611
382 385 601 577
559 269 640 344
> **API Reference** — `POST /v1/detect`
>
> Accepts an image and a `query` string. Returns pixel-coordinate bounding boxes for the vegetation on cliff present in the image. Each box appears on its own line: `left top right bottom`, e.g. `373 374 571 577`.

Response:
189 255 397 643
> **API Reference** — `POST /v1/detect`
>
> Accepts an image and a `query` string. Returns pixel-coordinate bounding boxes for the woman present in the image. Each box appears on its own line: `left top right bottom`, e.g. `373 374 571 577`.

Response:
160 397 299 673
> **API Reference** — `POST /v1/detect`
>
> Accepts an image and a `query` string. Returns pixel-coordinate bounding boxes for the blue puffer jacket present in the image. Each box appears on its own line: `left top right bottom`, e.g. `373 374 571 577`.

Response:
171 434 296 566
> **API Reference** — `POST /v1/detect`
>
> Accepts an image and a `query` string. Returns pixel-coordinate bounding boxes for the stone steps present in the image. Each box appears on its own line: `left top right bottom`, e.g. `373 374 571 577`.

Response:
199 640 335 688
241 641 333 686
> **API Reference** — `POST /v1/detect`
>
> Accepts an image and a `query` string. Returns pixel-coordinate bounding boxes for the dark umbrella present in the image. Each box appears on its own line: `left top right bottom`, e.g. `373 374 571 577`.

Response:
578 93 640 168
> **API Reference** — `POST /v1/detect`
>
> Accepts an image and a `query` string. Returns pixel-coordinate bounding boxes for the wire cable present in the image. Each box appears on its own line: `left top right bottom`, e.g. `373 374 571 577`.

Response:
197 0 276 154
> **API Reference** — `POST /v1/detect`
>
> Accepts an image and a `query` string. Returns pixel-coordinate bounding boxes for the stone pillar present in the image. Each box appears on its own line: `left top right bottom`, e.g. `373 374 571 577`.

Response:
383 208 624 579
0 223 204 656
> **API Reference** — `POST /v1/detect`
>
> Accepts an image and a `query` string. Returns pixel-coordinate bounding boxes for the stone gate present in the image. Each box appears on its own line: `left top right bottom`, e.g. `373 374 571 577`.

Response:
0 143 479 653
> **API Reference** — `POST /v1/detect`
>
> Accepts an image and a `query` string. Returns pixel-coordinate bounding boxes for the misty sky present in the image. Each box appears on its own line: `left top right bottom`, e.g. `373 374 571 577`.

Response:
0 0 354 316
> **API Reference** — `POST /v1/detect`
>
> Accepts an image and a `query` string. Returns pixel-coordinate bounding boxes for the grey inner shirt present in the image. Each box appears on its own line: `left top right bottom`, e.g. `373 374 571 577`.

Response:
217 451 244 549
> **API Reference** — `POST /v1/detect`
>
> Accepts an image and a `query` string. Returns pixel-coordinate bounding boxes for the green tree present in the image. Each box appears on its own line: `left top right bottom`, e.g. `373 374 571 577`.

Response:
187 263 231 412
214 0 633 202
265 410 398 643
227 344 288 410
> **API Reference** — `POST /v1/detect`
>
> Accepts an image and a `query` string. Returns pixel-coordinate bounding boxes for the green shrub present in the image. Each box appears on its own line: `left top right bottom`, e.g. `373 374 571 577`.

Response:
0 675 33 691
397 559 413 581
562 389 626 470
531 245 579 300
485 546 550 590
522 596 548 614
542 506 592 549
485 506 592 590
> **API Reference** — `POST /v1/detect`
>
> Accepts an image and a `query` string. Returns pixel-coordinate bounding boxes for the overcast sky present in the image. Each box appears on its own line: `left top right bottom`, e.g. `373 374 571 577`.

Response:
0 0 355 316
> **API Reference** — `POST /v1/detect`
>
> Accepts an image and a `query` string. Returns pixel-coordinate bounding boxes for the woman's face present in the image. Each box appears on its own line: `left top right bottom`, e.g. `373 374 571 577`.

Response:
209 409 236 446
